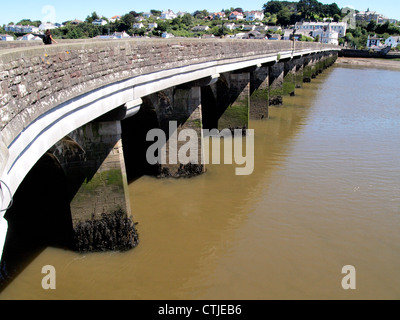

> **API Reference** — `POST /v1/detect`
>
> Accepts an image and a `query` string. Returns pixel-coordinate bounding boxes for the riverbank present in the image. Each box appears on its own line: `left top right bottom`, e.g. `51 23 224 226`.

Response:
336 57 400 70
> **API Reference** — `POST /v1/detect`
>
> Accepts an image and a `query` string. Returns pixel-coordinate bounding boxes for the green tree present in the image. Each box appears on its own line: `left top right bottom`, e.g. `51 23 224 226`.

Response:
193 10 209 19
367 20 377 32
263 1 283 14
86 11 100 23
181 13 193 27
297 0 322 20
276 8 293 26
150 10 161 17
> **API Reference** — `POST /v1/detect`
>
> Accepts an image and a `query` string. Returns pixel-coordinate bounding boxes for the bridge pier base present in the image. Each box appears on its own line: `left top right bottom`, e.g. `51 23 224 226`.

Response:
283 59 297 97
250 66 269 120
303 55 314 83
217 72 250 131
67 121 138 251
144 86 205 178
269 62 284 106
294 57 304 89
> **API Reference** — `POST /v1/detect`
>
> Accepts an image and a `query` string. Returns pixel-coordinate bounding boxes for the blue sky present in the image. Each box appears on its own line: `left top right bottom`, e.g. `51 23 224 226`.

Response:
1 0 399 25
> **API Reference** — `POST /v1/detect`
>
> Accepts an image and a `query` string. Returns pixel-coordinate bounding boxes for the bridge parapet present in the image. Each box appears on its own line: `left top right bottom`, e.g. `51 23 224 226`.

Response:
0 39 338 148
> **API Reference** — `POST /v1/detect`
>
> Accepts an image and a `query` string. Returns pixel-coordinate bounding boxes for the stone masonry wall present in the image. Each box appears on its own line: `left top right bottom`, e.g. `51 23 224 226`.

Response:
0 39 338 149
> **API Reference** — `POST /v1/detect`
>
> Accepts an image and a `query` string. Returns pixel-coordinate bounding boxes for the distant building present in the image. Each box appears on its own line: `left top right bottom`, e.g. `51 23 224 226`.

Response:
283 29 294 40
132 23 144 29
161 10 177 20
70 19 83 25
229 11 244 21
356 8 379 23
295 21 347 37
92 19 108 26
385 36 400 48
5 24 39 33
113 31 130 39
212 12 226 20
245 11 264 21
109 15 121 23
18 33 42 41
93 31 130 40
142 12 152 18
148 23 158 29
248 31 265 39
192 25 210 32
243 25 256 31
39 23 58 30
0 34 14 41
266 26 282 32
367 35 384 48
268 34 282 40
161 32 174 38
176 11 188 17
312 25 339 45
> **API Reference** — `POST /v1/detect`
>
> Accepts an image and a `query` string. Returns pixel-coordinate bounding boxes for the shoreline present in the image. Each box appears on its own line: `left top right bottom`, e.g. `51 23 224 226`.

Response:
336 57 400 70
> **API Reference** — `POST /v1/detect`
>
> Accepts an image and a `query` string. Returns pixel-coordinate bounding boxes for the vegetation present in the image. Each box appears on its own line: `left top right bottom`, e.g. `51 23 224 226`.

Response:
344 21 400 49
1 1 398 46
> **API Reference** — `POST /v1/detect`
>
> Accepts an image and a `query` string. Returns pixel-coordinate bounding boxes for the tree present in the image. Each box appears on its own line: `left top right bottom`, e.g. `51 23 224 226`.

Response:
367 20 377 32
276 8 293 26
86 11 100 23
181 13 193 27
263 1 283 15
297 0 323 20
193 10 209 19
333 14 340 22
150 10 161 17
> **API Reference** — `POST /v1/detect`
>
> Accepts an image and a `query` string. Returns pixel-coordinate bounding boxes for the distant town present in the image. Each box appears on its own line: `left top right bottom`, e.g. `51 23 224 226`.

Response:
1 0 399 50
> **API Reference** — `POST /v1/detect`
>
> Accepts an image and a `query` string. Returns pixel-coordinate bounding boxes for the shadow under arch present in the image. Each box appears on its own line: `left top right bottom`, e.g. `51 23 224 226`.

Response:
0 152 74 291
121 96 161 183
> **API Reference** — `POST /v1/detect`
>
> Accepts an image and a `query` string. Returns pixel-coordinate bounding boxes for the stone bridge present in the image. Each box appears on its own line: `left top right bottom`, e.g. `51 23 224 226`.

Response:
0 39 339 264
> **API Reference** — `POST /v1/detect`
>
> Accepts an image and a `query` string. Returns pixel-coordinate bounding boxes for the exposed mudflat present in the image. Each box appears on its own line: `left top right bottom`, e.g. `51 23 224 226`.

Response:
337 57 400 70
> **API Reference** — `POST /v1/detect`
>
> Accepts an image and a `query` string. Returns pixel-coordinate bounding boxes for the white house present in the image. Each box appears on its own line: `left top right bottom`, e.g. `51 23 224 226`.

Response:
92 19 108 26
39 23 58 31
148 23 158 29
161 10 177 20
367 35 384 48
295 21 347 37
212 12 226 20
229 11 244 21
162 32 174 38
267 26 282 32
283 29 293 40
176 11 188 17
246 11 264 21
385 36 400 48
132 23 144 29
19 33 42 41
6 25 39 33
192 25 209 32
219 23 235 31
243 25 256 31
312 28 339 45
109 15 121 23
142 12 152 18
23 25 40 33
113 31 130 39
0 34 14 41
